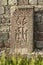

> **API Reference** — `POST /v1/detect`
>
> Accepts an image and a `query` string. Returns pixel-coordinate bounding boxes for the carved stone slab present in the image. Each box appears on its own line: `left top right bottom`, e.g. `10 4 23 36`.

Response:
10 6 33 53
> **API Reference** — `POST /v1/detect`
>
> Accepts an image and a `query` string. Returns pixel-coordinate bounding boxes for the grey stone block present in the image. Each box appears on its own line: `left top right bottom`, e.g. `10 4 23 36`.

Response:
38 24 43 32
0 25 10 32
18 0 28 5
29 0 37 5
0 0 7 6
23 0 28 5
36 41 43 48
38 0 43 5
0 32 9 41
8 0 17 5
2 16 10 23
0 17 2 24
5 6 10 14
0 7 4 14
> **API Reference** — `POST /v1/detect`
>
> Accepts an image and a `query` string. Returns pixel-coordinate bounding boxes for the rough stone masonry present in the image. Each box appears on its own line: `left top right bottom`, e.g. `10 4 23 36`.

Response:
0 0 43 54
0 0 17 48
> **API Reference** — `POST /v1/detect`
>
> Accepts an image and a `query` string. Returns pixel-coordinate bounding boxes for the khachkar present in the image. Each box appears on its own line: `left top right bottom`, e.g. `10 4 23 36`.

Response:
10 6 33 54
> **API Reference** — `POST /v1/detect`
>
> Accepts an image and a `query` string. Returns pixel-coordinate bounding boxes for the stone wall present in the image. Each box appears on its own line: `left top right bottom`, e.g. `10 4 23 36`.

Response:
0 0 16 48
0 0 43 53
0 0 34 53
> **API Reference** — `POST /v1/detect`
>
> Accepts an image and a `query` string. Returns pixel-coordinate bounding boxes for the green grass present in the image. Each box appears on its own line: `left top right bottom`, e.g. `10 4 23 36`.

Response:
0 52 43 65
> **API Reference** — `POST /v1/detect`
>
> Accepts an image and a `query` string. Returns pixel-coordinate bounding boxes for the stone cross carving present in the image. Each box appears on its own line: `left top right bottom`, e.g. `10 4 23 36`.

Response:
15 16 28 43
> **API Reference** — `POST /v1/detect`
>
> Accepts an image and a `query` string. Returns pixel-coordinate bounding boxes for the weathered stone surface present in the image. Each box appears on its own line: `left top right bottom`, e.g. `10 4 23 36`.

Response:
10 6 16 16
18 0 28 5
29 0 37 5
0 14 10 23
21 48 28 54
2 16 10 23
0 17 2 24
3 14 10 19
0 32 9 41
0 0 7 6
0 41 4 48
0 7 4 14
10 7 33 53
15 48 28 54
36 41 43 48
38 24 43 32
4 41 10 48
0 32 10 48
23 0 28 5
0 25 9 32
34 11 43 49
8 0 17 5
5 6 10 14
38 33 43 41
38 0 43 5
15 48 22 54
35 32 43 41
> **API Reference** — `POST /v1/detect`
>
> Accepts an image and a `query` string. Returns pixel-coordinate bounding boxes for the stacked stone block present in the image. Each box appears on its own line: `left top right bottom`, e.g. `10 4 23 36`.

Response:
29 0 43 5
34 10 43 49
0 0 17 49
0 0 10 48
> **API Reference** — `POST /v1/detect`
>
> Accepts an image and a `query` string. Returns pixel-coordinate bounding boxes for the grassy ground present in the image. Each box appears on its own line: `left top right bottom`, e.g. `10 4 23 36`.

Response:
0 51 43 65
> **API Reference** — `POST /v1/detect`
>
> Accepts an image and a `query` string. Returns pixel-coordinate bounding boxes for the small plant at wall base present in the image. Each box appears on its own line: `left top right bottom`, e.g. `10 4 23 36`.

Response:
0 52 43 65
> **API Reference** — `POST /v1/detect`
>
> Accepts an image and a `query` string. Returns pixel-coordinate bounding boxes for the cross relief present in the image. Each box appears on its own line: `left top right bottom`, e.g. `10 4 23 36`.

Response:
15 16 28 43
